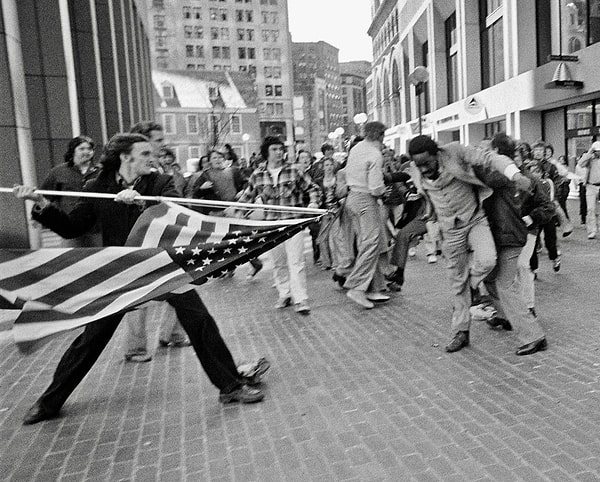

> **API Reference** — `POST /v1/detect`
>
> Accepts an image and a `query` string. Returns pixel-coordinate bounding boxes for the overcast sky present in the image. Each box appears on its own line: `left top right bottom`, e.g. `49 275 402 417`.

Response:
287 0 373 63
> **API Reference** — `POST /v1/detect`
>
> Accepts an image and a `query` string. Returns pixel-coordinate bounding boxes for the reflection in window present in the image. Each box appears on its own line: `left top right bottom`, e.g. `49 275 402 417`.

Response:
566 102 593 129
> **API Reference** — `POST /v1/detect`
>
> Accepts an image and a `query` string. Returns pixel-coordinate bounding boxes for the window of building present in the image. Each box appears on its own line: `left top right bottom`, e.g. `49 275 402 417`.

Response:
270 0 278 4
445 12 459 104
272 66 281 78
480 0 504 89
247 29 254 40
272 47 281 60
262 11 269 23
211 27 219 39
187 64 195 70
210 114 221 135
183 6 191 18
262 30 269 42
230 115 242 133
196 45 204 57
270 12 278 23
223 46 230 59
567 101 594 129
265 85 273 96
238 47 246 59
195 26 204 38
248 47 255 59
156 35 166 48
264 66 272 78
275 102 283 115
213 46 221 58
163 114 175 134
189 146 201 159
236 9 244 21
186 45 194 57
210 8 218 20
154 15 165 28
274 85 282 96
184 26 193 38
221 27 229 40
265 103 274 115
484 120 506 138
197 64 205 69
193 7 201 19
238 28 245 40
239 65 247 71
162 83 174 98
272 30 279 41
220 8 227 20
153 0 164 7
261 0 268 4
156 57 168 69
187 114 199 134
246 10 253 21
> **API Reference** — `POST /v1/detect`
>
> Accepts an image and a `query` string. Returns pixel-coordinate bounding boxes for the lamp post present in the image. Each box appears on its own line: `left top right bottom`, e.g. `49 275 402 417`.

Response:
408 66 429 135
334 127 344 151
353 112 368 137
242 133 250 160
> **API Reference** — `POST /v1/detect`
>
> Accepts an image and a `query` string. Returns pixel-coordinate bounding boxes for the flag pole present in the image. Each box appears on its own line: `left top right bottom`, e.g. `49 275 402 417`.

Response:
0 187 327 215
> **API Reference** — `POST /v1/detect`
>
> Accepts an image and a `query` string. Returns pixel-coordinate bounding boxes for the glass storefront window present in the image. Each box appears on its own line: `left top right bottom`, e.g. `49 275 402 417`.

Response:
566 102 593 129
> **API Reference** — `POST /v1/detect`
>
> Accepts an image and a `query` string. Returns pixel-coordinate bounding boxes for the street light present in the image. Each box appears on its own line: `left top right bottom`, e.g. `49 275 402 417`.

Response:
353 112 368 137
242 133 250 160
408 66 429 135
334 127 345 151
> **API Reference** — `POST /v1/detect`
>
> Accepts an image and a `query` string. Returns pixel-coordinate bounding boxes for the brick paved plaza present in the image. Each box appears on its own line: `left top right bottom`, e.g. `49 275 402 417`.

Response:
1 221 600 481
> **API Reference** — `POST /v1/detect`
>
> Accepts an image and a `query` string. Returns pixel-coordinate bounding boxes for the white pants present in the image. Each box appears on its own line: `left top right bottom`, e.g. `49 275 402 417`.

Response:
586 184 600 236
517 233 538 310
269 231 308 303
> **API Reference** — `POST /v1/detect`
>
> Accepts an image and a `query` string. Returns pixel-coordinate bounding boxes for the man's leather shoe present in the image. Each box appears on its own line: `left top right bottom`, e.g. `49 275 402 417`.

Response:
366 292 390 302
516 337 548 356
23 402 58 425
486 317 512 331
219 385 264 404
445 331 469 353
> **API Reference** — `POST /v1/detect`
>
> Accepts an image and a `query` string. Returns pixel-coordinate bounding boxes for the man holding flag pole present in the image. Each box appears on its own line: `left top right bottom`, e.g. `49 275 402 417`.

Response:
8 133 285 424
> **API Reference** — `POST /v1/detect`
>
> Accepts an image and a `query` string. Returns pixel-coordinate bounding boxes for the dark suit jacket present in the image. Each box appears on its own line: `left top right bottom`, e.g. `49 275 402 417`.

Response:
32 171 178 247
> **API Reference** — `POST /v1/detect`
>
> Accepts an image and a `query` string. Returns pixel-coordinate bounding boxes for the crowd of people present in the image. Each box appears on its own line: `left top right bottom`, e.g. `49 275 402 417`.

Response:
10 117 600 425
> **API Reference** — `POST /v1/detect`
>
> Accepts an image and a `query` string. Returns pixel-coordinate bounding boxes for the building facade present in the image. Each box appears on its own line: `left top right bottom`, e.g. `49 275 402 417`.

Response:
292 41 343 153
147 0 294 145
340 61 371 138
368 0 600 171
0 0 154 249
153 69 260 164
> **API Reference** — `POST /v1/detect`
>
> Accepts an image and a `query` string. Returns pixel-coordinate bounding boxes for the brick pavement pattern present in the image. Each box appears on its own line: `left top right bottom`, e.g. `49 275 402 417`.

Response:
1 221 600 481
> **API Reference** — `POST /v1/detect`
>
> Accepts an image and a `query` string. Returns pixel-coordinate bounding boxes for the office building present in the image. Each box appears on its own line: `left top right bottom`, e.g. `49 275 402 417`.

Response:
292 41 343 153
1 0 153 248
368 0 600 170
146 0 294 144
340 60 371 138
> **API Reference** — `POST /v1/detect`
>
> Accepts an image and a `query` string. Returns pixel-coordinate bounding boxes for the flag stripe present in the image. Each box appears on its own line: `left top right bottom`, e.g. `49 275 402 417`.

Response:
0 249 73 281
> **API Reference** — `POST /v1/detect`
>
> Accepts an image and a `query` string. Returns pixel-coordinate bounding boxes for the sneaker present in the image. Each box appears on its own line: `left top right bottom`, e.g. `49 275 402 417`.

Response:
219 385 264 404
408 247 417 257
124 353 152 363
486 317 512 331
427 254 438 264
346 289 374 309
237 357 270 385
445 331 469 353
470 304 497 321
274 296 292 309
294 301 311 314
553 256 561 272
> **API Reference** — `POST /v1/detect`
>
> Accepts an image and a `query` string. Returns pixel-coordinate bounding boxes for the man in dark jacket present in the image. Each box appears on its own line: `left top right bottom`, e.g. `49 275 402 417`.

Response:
13 133 264 425
474 133 549 356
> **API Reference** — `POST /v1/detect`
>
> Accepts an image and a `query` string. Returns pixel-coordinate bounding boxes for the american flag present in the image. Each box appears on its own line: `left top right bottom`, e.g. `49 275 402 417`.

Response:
0 202 318 352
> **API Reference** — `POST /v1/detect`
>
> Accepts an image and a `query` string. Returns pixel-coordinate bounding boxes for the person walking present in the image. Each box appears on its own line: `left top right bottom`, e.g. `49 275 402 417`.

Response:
342 121 391 309
236 136 320 314
577 141 600 239
13 133 266 425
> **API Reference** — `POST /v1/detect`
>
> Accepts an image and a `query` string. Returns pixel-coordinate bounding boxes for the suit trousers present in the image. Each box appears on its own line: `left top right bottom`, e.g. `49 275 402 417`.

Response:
517 233 538 310
38 290 241 413
484 246 545 346
343 191 386 292
443 216 497 334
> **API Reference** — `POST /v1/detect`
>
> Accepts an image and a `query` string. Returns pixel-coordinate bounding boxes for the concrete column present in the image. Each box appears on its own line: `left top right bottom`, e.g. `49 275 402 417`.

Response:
0 0 40 248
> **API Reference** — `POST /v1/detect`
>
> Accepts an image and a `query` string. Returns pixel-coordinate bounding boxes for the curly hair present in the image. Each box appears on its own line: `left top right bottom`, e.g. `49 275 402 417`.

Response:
99 133 149 172
408 135 439 157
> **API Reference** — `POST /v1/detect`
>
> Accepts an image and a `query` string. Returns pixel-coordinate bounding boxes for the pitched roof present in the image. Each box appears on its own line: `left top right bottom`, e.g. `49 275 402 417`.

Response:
152 70 257 110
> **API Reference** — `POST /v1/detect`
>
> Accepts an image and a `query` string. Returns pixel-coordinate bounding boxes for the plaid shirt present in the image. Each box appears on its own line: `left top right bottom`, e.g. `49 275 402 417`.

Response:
238 163 320 220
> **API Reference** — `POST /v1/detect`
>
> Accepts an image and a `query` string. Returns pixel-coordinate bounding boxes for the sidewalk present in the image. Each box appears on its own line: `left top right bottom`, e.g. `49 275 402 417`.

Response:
1 224 599 481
